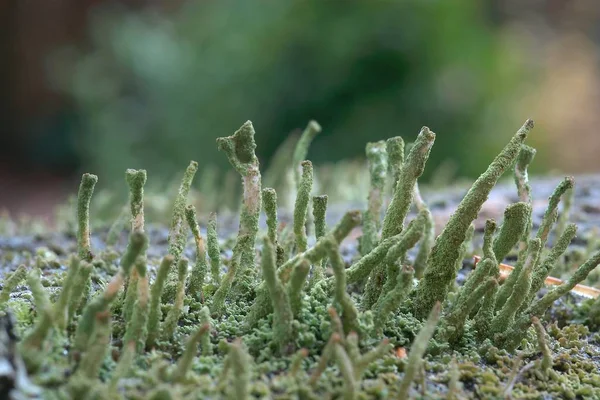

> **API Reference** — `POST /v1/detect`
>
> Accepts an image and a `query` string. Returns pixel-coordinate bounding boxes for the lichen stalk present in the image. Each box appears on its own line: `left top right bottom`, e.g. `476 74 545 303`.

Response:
386 136 404 194
146 255 175 349
415 119 533 319
207 212 221 285
78 311 111 380
310 195 328 285
397 302 441 398
199 306 213 356
413 183 434 279
532 317 552 376
490 238 541 337
21 268 53 352
514 144 536 204
123 257 149 353
217 121 262 277
53 255 80 331
324 238 358 334
68 261 93 324
171 323 211 383
292 120 321 189
262 188 279 245
163 161 198 302
76 173 98 262
226 338 252 400
260 236 294 353
294 160 313 253
185 205 208 300
361 141 388 255
162 258 189 339
492 202 530 262
211 235 248 316
0 264 27 305
287 259 310 318
125 168 147 234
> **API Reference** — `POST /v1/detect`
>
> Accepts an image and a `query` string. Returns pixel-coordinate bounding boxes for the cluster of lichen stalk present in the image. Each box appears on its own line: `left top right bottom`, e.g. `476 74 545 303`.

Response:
3 118 600 399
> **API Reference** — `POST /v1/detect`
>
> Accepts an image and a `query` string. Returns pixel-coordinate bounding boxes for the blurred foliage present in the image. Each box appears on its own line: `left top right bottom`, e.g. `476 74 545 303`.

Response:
54 0 533 190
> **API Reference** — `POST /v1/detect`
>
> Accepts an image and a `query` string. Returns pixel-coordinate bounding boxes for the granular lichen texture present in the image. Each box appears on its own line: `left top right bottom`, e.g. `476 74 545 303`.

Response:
4 119 600 399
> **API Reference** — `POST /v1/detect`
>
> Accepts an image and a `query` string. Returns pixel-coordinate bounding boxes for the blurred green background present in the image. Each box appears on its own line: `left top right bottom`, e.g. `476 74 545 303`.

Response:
3 0 600 216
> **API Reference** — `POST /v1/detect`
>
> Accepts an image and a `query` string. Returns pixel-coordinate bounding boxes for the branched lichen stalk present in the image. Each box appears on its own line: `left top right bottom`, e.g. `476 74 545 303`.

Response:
217 121 262 278
207 212 221 285
361 141 388 255
443 277 496 344
76 173 98 262
294 161 313 253
260 236 294 354
386 136 404 194
363 211 426 310
372 265 414 335
146 255 175 349
381 127 435 240
415 120 533 319
397 302 441 398
292 120 321 189
185 205 208 300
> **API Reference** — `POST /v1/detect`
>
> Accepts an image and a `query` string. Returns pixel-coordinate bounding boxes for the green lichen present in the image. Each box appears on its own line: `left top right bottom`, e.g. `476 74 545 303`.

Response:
5 118 600 400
